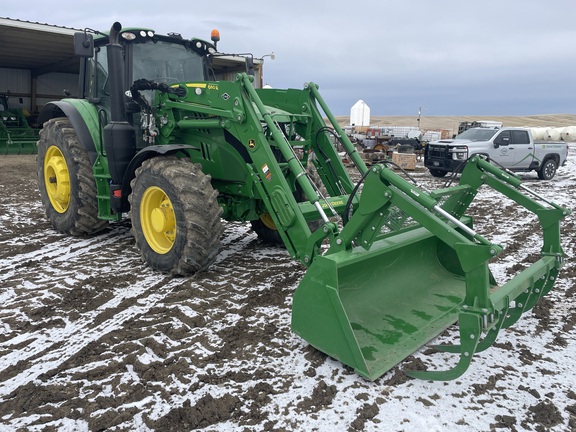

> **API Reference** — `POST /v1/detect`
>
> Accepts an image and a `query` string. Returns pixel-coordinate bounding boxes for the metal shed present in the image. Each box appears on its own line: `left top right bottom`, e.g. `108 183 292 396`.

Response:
0 17 263 124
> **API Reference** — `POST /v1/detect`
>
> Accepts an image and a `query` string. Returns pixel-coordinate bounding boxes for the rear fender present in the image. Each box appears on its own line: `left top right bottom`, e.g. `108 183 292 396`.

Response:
38 100 101 164
531 153 560 170
542 153 560 164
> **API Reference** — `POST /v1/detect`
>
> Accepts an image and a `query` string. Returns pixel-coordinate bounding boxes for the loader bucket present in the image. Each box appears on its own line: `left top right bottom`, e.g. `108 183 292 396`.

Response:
292 157 568 381
292 226 472 381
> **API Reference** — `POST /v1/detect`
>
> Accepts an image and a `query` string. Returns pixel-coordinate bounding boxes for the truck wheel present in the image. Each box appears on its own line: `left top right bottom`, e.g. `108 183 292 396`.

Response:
429 168 448 178
37 117 107 235
538 158 557 180
129 157 223 275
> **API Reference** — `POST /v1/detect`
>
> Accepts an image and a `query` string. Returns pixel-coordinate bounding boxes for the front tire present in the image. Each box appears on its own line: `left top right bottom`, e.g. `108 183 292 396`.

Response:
37 117 107 235
538 158 557 180
129 157 223 275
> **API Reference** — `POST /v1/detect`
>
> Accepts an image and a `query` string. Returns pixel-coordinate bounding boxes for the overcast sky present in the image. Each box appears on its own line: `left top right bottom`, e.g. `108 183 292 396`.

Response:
4 0 576 116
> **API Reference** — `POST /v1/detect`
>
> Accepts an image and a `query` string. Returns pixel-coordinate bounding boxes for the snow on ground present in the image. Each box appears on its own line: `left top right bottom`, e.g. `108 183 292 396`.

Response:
0 148 574 431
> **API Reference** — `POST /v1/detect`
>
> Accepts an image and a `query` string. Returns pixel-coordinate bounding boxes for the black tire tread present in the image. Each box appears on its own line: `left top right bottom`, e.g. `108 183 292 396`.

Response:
129 157 223 275
37 117 107 235
537 158 557 180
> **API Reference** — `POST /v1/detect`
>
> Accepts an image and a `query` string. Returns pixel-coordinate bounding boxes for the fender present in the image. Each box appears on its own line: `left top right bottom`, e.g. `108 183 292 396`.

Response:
542 153 560 164
528 153 561 170
38 100 101 165
116 144 201 212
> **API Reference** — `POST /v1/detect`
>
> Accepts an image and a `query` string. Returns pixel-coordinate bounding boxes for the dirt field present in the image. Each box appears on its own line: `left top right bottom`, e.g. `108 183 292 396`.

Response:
0 144 575 431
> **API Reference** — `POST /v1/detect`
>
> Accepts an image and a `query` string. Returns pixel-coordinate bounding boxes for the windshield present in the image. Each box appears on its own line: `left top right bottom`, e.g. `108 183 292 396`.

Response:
456 128 499 141
132 40 205 84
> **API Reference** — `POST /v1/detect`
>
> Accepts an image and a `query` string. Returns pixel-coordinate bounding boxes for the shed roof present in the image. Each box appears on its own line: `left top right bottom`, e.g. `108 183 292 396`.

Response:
0 17 261 80
0 17 80 75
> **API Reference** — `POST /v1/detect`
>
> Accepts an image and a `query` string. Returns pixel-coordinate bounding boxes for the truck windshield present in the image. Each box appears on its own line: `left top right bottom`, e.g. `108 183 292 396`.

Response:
132 40 205 83
456 128 499 141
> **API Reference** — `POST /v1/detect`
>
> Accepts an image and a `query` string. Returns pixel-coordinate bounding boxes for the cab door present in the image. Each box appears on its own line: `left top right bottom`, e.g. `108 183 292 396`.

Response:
510 130 533 168
492 130 514 165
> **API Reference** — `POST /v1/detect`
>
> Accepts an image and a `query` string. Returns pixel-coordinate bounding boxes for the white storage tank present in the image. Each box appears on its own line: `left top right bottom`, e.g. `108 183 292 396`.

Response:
530 127 545 140
350 100 370 127
543 127 562 141
561 126 576 142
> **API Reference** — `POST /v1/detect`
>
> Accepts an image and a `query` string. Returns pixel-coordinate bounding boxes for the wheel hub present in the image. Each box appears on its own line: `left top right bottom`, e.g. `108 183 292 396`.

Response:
140 186 176 254
151 205 176 233
259 213 278 230
44 146 71 213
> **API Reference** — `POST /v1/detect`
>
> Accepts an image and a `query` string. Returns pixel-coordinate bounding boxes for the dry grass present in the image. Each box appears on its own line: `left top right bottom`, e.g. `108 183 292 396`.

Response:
334 113 576 135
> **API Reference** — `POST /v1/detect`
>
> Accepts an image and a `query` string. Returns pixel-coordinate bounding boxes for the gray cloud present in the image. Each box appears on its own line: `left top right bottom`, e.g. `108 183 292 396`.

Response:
4 0 576 115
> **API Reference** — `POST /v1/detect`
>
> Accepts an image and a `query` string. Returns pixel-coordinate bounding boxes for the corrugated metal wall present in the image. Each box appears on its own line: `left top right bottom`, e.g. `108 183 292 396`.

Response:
0 67 30 93
0 67 78 115
35 72 78 95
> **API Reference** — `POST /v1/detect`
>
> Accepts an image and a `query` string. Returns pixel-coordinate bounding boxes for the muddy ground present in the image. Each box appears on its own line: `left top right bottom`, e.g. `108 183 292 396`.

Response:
0 151 575 431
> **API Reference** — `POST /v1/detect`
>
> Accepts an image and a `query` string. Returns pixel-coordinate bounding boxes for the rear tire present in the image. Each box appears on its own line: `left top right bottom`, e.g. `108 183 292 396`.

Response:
538 158 557 180
429 168 448 178
129 157 223 275
37 117 107 235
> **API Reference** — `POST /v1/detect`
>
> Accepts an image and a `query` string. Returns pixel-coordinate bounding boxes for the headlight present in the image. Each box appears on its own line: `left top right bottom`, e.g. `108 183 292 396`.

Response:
450 146 468 160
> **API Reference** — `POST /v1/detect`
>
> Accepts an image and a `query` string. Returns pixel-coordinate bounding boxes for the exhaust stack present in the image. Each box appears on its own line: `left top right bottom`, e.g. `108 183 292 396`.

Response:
107 22 127 123
103 21 136 200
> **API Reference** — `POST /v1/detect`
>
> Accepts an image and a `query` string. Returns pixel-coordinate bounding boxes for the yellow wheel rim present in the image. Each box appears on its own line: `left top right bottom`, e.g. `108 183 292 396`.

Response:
44 145 71 213
260 213 277 230
140 186 176 254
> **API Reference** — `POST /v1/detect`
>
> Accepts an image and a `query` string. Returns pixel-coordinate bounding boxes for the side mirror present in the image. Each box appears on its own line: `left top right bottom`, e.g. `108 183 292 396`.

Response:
74 32 94 57
494 135 510 148
245 56 255 76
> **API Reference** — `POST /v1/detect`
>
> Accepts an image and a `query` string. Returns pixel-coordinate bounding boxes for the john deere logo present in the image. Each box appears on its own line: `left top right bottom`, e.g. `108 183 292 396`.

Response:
248 139 256 148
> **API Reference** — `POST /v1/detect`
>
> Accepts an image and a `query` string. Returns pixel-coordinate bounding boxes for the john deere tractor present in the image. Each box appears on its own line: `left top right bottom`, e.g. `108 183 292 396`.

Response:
37 22 569 381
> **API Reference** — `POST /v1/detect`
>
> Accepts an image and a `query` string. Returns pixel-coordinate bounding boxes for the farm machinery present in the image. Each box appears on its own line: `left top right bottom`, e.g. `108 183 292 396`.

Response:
37 22 569 381
0 93 38 154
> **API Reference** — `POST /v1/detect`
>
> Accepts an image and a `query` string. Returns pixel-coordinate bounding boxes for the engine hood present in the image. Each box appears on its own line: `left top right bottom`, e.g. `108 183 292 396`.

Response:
430 138 474 145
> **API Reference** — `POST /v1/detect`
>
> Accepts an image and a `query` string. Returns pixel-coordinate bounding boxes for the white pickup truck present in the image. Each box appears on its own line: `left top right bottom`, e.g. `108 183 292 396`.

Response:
424 127 568 180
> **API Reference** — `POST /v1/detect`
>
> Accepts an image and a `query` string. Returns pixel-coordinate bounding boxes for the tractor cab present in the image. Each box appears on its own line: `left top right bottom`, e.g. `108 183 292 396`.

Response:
74 26 215 126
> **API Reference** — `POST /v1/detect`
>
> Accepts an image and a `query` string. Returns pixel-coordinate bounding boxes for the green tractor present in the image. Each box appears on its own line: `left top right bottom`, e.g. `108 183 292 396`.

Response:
37 22 569 381
0 93 39 154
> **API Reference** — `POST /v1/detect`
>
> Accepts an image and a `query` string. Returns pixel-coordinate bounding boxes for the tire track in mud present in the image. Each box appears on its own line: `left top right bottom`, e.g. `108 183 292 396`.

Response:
1 154 575 431
0 274 174 395
0 221 260 399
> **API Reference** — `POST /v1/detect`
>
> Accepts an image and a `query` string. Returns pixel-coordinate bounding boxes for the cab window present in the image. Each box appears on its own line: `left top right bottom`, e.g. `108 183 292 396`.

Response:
511 130 530 144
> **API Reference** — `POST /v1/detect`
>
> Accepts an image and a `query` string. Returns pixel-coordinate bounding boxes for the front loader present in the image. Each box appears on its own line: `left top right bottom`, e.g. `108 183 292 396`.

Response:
37 22 569 381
